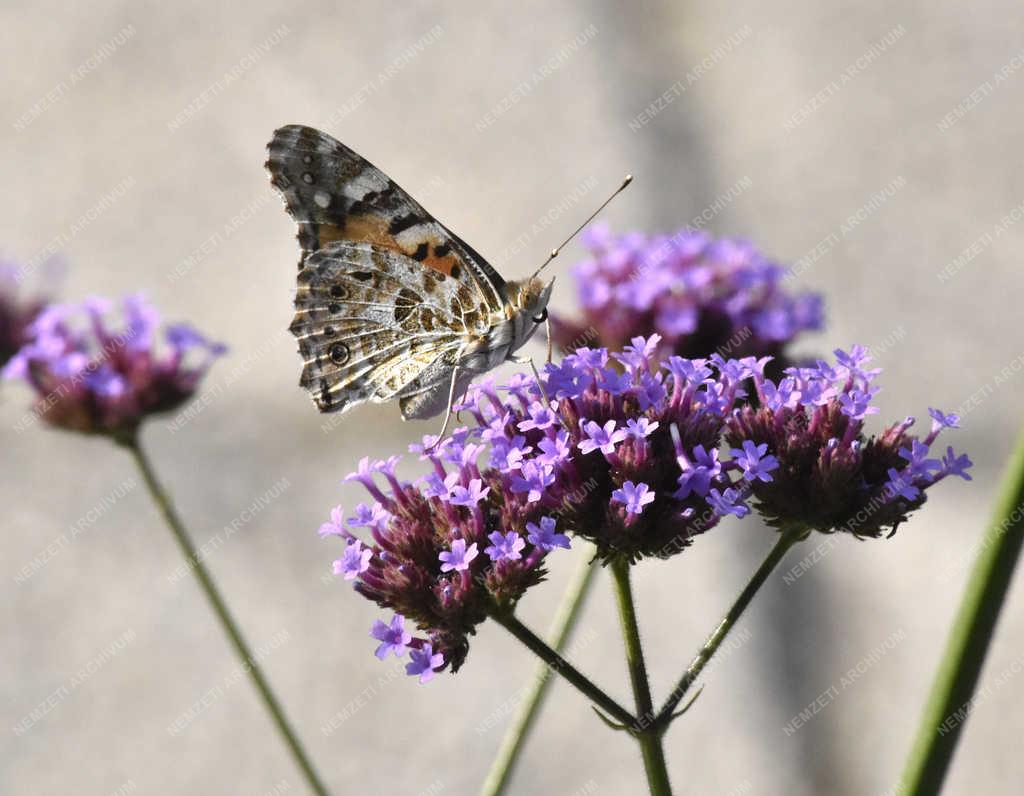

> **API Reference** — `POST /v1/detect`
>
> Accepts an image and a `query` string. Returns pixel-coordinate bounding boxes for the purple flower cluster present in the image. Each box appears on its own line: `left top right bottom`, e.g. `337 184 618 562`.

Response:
727 345 972 536
0 261 48 369
2 293 225 437
321 446 557 678
551 222 823 361
324 337 972 680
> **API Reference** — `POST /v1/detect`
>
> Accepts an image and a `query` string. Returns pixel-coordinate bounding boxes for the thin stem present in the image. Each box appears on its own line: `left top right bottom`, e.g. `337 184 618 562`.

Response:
124 436 330 796
657 525 804 726
610 558 672 796
490 608 636 729
634 732 673 796
898 427 1024 795
480 548 599 796
610 559 656 721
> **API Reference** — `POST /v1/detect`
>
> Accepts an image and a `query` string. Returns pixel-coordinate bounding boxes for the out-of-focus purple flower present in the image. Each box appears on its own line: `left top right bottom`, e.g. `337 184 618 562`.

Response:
526 516 571 552
484 530 526 562
333 539 372 580
625 418 659 439
2 293 225 438
928 408 960 431
839 388 879 421
731 440 779 483
318 506 347 538
578 419 627 456
509 460 556 503
421 473 453 500
941 447 973 481
406 643 445 684
612 481 656 515
898 440 942 481
347 502 392 533
551 222 823 363
518 401 559 432
439 539 479 573
674 445 721 499
448 479 490 508
708 487 751 519
370 614 412 659
885 468 921 501
537 429 572 465
927 408 960 445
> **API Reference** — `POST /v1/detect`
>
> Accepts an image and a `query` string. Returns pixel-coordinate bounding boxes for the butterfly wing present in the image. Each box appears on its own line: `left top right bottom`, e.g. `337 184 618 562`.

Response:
290 241 478 415
398 370 477 420
266 124 506 313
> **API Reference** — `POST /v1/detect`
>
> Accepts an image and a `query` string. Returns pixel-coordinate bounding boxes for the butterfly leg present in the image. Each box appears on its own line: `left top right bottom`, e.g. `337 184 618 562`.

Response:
545 314 553 364
432 363 463 445
511 355 553 407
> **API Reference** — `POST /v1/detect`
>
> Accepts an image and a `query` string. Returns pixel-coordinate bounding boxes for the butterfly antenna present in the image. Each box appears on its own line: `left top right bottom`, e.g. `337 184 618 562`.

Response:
532 174 633 279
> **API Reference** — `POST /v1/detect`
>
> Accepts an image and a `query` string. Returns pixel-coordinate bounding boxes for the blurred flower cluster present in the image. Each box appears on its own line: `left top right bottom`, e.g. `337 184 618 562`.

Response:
3 293 225 437
551 222 823 362
322 335 969 681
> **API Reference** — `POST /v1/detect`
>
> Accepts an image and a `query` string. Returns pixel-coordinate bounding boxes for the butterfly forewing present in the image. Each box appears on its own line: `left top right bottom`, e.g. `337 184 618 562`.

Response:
266 124 505 310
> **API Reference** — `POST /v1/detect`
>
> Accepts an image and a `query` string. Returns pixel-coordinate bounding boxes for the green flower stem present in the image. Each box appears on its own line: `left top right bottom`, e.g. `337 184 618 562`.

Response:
125 436 330 796
490 607 636 730
610 557 672 796
480 548 599 796
656 525 805 726
898 428 1024 795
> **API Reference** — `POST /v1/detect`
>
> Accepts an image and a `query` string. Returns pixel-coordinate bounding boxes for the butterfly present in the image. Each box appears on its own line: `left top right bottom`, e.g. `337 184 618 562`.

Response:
265 125 554 430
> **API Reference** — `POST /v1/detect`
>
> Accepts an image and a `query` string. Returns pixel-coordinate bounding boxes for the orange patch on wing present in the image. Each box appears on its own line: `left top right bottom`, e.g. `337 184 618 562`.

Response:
418 251 459 278
338 215 396 248
314 215 462 278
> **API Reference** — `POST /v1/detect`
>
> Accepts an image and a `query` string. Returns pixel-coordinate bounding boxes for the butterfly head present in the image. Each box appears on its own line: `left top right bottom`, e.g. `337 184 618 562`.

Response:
510 276 554 322
506 276 555 349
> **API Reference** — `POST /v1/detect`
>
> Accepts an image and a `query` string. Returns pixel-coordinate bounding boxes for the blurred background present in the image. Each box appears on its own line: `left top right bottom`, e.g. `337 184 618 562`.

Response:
2 2 1020 794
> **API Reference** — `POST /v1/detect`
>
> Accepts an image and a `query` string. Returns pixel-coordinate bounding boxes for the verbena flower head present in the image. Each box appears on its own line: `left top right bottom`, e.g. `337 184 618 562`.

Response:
0 260 48 369
727 345 972 537
324 338 970 680
551 222 823 361
2 293 225 438
323 336 749 678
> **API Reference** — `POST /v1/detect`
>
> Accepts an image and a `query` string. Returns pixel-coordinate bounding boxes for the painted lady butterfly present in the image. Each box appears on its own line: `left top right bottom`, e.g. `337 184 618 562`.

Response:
266 125 553 429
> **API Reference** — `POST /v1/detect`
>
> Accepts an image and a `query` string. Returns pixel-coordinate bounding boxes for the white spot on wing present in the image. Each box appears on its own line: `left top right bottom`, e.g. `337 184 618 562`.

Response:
314 191 331 208
343 172 390 199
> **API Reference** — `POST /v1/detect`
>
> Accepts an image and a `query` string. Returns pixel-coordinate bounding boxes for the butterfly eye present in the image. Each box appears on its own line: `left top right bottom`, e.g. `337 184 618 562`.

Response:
533 308 548 324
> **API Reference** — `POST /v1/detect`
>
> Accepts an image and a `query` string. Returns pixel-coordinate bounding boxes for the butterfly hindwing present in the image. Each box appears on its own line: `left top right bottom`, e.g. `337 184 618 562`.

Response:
290 241 473 414
266 124 506 312
398 370 476 421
